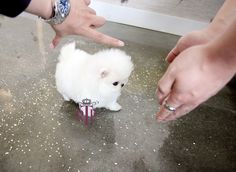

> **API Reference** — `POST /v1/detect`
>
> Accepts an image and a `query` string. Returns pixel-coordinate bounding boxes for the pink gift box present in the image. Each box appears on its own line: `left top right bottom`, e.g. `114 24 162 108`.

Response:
76 98 98 126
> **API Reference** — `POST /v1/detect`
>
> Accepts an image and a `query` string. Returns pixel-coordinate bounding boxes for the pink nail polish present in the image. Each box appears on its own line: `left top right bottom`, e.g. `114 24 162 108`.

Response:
118 41 125 47
49 43 54 49
157 118 163 122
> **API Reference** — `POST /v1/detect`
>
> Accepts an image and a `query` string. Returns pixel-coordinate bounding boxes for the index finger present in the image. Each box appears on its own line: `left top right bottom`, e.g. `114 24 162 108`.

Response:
83 28 124 47
165 46 179 63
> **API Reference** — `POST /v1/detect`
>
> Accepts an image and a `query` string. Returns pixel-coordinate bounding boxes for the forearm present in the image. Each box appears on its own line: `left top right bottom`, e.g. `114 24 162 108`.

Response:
25 0 52 19
207 0 236 34
208 18 236 73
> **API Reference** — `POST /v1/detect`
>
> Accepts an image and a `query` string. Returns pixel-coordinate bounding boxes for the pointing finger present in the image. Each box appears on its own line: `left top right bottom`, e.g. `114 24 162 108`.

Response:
51 34 62 48
83 28 124 47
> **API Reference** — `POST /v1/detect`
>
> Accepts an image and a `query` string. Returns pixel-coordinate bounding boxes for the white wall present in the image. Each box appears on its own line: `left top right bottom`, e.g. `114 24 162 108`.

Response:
91 0 225 35
96 0 224 22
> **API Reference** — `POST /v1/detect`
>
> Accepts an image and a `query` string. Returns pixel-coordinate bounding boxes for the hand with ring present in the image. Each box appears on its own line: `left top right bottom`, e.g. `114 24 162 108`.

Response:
156 0 236 122
163 101 176 112
156 43 236 122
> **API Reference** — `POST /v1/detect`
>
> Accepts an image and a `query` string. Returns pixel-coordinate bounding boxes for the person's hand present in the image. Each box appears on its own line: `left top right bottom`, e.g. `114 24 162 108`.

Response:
156 44 235 122
50 0 124 48
166 29 215 63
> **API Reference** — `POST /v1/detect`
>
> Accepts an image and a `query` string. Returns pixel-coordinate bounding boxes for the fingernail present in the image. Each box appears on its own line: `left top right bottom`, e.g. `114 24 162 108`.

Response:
118 40 125 47
156 115 162 120
156 113 162 121
157 117 168 123
49 43 54 49
157 118 164 122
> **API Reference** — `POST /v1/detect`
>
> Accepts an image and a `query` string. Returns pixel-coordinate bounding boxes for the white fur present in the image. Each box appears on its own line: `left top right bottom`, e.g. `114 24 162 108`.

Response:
55 42 134 111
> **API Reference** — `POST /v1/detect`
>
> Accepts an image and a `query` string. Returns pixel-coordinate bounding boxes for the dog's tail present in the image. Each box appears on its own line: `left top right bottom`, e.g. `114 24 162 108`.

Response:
58 42 76 62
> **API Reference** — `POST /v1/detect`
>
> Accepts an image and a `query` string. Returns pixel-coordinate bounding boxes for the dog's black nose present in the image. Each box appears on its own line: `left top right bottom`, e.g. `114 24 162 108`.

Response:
121 83 124 87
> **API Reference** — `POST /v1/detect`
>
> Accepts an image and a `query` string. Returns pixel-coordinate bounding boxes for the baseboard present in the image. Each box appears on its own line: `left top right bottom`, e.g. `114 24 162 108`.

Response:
91 1 209 36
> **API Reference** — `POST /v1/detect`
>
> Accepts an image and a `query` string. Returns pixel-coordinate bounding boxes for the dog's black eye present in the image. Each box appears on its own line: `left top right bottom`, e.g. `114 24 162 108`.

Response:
113 82 119 86
121 83 124 87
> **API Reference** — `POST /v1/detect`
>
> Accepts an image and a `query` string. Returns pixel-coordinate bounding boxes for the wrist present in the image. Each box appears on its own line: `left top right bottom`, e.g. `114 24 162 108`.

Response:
43 0 54 20
206 13 236 40
205 21 226 38
206 41 236 74
42 0 71 25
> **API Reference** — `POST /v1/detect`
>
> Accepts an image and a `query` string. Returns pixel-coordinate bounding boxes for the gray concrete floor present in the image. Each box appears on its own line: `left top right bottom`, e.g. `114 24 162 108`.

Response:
0 16 235 172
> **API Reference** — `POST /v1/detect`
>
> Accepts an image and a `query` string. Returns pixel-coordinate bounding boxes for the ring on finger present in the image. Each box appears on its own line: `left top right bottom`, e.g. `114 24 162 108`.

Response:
164 102 176 112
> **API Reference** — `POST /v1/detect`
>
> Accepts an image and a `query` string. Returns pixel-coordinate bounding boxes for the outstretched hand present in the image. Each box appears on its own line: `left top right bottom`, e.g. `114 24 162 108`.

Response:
165 29 214 63
156 44 235 122
50 0 124 48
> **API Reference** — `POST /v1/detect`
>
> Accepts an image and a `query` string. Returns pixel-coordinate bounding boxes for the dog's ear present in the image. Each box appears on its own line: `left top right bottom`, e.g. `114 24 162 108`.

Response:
100 68 109 78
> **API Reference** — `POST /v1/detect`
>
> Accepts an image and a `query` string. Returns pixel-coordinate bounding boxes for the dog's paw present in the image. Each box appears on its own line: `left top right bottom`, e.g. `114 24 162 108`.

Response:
62 95 70 101
108 103 122 111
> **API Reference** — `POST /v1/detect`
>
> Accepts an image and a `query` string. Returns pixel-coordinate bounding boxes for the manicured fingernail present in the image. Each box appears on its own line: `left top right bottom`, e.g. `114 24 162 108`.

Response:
49 43 54 49
157 118 164 122
118 40 125 46
156 113 162 121
157 117 168 123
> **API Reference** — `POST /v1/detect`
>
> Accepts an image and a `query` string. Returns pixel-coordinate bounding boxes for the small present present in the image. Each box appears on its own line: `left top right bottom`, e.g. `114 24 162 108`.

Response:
76 98 98 126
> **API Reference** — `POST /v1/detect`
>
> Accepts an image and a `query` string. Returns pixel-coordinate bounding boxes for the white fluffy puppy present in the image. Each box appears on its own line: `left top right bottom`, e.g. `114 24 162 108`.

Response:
55 42 133 111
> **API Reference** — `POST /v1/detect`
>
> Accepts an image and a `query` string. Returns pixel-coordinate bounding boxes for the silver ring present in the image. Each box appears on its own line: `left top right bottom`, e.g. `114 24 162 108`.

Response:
164 102 176 112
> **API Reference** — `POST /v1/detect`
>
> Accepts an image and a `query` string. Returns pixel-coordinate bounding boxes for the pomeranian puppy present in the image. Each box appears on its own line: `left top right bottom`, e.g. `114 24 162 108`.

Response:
55 42 133 111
